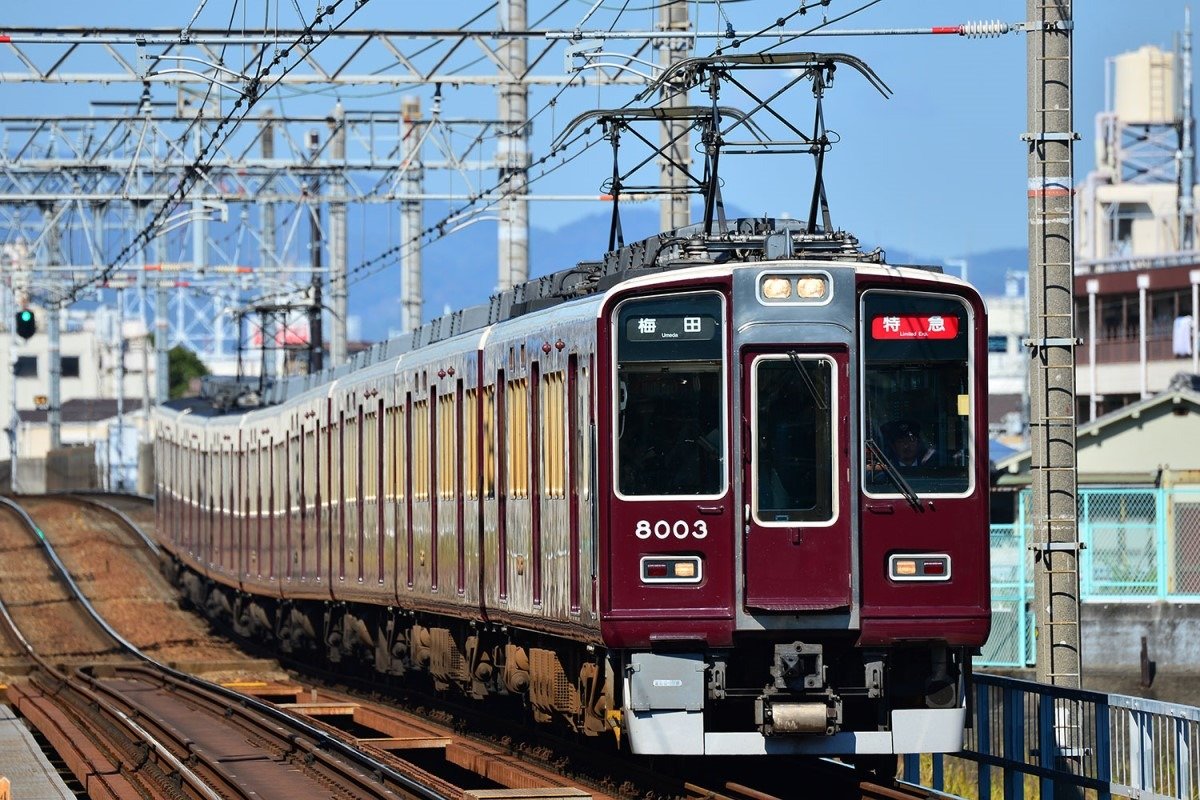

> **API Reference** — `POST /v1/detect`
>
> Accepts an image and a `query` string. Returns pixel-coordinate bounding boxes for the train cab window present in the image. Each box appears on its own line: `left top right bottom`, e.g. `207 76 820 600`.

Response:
752 355 835 523
861 292 973 496
614 292 725 498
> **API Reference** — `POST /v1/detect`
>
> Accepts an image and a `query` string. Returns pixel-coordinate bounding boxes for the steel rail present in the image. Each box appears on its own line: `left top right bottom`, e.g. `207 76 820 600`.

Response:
0 494 453 800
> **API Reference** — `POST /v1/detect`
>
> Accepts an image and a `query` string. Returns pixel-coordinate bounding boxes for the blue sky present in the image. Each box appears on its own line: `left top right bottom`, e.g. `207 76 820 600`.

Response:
1 1 1195 266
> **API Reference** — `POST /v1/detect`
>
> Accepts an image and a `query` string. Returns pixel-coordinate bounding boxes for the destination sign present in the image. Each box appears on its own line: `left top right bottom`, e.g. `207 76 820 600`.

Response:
871 314 960 341
625 314 717 343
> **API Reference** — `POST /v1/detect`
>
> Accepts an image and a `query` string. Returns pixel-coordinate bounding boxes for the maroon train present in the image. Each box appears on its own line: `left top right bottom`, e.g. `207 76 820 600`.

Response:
154 218 990 756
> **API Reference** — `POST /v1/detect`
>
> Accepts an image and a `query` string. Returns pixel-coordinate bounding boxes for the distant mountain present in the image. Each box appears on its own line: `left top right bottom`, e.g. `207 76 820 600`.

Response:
882 246 1029 299
349 206 1030 342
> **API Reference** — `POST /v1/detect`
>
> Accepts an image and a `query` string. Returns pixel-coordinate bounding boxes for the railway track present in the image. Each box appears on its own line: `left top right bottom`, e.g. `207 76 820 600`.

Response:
0 493 604 800
0 493 942 800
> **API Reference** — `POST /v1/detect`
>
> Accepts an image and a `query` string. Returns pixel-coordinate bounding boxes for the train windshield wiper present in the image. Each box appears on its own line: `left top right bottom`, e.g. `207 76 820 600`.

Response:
865 438 922 511
787 351 828 410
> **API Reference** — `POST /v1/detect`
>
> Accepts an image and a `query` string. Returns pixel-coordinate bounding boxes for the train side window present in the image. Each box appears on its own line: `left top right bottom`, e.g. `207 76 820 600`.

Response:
507 377 529 498
483 384 497 498
464 388 479 499
438 392 456 499
614 292 725 498
399 403 408 501
413 398 430 500
542 371 566 498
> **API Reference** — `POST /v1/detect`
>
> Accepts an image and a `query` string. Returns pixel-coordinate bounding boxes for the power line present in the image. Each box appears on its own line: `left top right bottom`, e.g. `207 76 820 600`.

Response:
62 0 371 306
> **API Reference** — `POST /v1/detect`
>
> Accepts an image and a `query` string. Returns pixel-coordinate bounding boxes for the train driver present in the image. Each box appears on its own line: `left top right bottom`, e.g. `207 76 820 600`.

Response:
882 419 937 468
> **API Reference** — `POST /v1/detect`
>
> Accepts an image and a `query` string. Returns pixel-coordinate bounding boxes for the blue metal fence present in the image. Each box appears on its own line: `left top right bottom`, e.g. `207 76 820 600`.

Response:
979 487 1200 668
903 672 1200 800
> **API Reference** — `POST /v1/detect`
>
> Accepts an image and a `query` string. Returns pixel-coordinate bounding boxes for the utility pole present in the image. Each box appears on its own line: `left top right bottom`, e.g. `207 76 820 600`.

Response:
400 96 424 332
48 305 61 450
497 0 530 289
115 289 126 491
155 283 170 403
1180 8 1195 250
7 286 19 493
307 130 324 375
658 0 691 232
1026 0 1081 688
44 204 62 451
261 113 278 384
328 102 348 364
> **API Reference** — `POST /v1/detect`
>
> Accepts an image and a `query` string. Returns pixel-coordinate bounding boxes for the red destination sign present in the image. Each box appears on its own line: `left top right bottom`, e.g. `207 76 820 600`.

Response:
871 314 959 340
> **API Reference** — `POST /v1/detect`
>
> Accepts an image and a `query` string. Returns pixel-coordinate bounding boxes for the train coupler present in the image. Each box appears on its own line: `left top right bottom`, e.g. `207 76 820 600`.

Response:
755 696 841 736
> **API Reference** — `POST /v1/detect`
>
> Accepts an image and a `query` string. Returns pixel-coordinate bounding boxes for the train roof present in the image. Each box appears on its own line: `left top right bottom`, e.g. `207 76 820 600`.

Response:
166 218 945 418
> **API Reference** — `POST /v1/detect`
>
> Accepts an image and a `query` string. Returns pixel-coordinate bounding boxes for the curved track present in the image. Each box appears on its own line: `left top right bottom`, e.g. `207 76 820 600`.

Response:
0 493 939 800
0 494 452 800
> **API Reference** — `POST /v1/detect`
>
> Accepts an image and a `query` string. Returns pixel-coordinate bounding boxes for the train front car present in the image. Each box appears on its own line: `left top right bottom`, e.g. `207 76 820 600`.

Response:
599 254 989 756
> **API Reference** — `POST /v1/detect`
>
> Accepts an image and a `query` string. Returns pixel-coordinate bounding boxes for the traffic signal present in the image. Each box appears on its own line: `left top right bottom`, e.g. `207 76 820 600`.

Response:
15 308 35 340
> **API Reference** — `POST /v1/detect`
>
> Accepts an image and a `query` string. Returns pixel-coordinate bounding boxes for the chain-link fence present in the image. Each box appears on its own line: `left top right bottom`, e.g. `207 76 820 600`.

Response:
978 487 1200 668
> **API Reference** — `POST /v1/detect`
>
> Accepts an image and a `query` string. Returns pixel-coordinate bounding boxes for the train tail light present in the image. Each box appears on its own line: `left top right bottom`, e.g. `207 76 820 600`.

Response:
888 553 951 582
640 555 703 584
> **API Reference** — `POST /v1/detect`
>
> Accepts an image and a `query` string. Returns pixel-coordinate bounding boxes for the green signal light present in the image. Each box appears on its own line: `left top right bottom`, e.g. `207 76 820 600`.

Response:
18 311 32 321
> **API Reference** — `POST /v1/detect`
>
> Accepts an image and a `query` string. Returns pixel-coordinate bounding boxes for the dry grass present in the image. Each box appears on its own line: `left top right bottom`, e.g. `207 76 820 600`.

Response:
902 754 1104 800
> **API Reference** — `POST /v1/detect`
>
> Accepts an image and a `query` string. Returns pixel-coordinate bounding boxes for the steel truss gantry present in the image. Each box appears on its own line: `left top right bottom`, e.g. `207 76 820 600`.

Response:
2 12 699 404
0 27 645 88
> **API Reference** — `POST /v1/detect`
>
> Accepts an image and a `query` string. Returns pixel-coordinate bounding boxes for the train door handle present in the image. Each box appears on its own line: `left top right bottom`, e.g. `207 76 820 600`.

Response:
697 505 725 515
865 503 895 515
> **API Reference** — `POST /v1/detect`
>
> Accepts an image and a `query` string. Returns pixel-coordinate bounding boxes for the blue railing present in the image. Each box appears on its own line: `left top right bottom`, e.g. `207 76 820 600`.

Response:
904 673 1200 800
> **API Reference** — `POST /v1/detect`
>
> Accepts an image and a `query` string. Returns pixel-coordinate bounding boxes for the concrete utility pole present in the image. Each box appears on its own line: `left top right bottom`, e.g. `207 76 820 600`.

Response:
658 0 691 232
328 103 348 365
7 327 17 492
1180 9 1195 250
261 114 278 384
307 131 324 374
115 291 126 491
44 205 62 451
497 0 530 289
1026 0 1081 688
400 96 424 332
155 281 169 403
48 305 61 449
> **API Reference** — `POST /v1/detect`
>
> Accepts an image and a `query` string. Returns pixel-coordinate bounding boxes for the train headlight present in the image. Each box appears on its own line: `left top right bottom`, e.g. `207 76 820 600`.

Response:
761 277 792 300
759 273 830 303
794 276 828 299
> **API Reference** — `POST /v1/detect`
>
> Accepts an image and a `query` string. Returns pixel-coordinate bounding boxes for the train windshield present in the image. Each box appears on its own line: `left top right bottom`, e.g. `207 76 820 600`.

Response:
861 292 973 496
614 292 725 498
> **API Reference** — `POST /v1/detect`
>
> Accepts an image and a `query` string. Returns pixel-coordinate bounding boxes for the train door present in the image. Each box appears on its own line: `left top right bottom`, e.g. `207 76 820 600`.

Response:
740 349 851 611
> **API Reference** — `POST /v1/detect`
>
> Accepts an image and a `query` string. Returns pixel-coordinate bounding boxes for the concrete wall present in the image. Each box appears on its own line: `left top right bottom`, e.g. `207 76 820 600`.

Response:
44 446 99 492
1083 602 1200 670
137 442 155 496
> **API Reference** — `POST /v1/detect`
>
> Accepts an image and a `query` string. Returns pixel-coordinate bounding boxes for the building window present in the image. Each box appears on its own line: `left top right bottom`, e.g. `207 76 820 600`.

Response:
62 356 80 378
987 335 1009 354
14 356 37 378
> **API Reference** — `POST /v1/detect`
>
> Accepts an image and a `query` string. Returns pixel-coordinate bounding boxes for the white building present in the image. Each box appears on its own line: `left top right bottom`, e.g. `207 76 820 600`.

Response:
1 306 154 461
1074 42 1200 419
986 280 1029 447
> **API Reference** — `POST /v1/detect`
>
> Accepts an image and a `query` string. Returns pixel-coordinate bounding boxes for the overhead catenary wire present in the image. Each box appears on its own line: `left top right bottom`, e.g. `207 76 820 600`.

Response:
126 1 1006 319
60 0 372 307
333 0 837 298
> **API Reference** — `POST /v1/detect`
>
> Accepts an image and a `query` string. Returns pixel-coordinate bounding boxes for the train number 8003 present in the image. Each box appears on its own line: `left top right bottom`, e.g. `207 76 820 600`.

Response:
634 520 709 540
